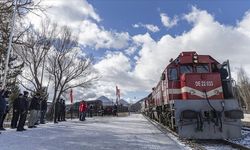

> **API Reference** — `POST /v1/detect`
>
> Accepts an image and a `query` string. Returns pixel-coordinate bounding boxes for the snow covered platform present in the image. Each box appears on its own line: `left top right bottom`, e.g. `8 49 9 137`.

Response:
0 114 187 150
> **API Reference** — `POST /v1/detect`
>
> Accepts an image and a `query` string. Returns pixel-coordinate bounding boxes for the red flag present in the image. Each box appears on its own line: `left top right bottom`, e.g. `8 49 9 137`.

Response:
116 86 120 105
70 89 73 104
116 86 120 98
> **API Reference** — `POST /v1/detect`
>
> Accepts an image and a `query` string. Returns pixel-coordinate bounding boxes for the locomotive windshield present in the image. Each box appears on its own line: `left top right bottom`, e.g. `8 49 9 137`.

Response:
180 65 193 74
196 64 209 73
168 68 178 80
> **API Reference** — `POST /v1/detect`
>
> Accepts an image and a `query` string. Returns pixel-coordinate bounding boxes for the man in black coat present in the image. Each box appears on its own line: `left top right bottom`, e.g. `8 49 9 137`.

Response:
61 99 66 121
17 91 29 131
0 90 9 130
40 99 47 124
217 64 229 98
28 93 40 128
0 90 5 134
54 99 60 123
11 94 22 129
57 99 62 122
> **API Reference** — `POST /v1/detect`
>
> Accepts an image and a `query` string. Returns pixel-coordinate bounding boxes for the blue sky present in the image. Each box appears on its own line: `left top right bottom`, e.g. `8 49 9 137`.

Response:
27 0 250 103
86 0 250 62
90 0 250 36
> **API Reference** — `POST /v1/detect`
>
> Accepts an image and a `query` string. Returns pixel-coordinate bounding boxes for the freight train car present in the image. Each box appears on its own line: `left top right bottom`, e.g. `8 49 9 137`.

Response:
142 51 243 139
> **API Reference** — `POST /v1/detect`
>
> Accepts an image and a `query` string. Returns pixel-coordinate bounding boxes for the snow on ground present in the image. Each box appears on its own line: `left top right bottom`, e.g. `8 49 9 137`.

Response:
229 128 250 149
0 114 187 150
242 114 250 122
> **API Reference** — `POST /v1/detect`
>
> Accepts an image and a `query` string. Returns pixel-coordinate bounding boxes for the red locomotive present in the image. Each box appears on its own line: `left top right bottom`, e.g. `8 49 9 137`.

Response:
142 51 243 139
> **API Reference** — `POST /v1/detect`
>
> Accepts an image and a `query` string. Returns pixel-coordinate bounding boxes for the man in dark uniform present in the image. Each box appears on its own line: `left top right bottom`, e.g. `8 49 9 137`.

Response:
0 90 10 130
57 99 62 122
54 99 60 123
112 104 118 116
0 90 6 134
17 91 29 131
89 104 94 117
28 93 40 128
40 98 47 124
217 64 229 98
61 99 66 121
11 93 22 129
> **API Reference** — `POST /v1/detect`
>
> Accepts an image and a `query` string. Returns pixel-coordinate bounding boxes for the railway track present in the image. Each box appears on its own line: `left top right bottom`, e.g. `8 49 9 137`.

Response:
144 115 250 150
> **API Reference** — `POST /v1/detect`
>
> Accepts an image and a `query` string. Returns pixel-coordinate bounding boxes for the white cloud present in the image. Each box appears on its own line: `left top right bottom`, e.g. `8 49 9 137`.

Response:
144 24 160 32
79 20 130 49
160 13 178 28
237 11 250 37
26 0 130 50
125 46 137 56
133 24 140 28
131 6 250 90
132 23 160 32
91 52 151 100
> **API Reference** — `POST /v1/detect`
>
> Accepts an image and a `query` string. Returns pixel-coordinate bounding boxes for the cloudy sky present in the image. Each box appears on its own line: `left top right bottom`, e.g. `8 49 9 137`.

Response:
26 0 250 103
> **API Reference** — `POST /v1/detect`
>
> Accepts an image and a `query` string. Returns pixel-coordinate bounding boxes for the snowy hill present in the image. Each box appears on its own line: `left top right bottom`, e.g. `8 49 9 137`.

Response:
96 96 113 106
119 99 129 107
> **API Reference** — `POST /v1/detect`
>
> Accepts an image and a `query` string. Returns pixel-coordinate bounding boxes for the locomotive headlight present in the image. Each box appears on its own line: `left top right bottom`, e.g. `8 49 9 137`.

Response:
193 55 198 63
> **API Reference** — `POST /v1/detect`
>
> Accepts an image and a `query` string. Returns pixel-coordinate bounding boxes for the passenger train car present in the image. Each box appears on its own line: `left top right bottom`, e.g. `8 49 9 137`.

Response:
142 51 243 139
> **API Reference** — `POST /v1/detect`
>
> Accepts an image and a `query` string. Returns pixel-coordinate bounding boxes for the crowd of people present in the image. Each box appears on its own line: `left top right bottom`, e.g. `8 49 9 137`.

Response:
0 89 67 134
1 90 121 134
78 100 118 121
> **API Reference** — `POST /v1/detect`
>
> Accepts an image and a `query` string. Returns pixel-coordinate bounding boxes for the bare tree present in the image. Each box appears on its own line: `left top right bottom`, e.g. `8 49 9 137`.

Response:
236 67 250 111
0 0 44 89
46 26 98 121
14 20 57 94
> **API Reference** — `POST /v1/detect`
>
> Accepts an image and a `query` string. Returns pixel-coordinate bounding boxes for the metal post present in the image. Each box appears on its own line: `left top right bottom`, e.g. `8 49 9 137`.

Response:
2 0 17 89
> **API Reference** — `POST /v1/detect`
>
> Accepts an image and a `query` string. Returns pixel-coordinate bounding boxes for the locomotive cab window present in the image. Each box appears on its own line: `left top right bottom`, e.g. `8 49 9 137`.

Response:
196 64 209 73
180 65 193 74
168 68 178 80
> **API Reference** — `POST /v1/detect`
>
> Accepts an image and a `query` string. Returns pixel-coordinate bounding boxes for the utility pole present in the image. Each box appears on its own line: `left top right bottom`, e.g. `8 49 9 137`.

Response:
2 0 17 89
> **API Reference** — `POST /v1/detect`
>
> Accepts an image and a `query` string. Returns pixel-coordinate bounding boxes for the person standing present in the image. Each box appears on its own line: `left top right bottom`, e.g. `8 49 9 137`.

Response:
61 99 66 121
57 99 62 122
28 93 40 128
79 101 87 121
112 104 118 116
89 104 93 118
17 91 29 131
54 99 60 123
0 90 6 134
217 64 229 98
40 98 47 124
0 90 9 130
11 94 22 128
0 98 10 130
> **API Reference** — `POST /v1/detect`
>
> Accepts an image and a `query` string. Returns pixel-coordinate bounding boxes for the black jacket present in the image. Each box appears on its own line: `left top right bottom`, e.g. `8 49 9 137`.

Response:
41 100 47 111
13 97 20 110
29 96 40 110
0 95 6 113
18 96 29 111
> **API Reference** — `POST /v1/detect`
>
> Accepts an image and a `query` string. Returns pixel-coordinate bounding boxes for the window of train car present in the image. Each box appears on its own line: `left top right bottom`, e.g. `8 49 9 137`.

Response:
196 64 209 73
180 65 193 74
168 68 178 80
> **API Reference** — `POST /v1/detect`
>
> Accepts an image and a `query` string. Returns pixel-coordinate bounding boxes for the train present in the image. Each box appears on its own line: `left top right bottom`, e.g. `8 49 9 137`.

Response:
141 51 243 139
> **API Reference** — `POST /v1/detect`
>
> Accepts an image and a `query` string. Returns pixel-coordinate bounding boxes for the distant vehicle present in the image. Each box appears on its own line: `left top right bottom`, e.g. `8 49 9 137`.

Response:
141 51 243 139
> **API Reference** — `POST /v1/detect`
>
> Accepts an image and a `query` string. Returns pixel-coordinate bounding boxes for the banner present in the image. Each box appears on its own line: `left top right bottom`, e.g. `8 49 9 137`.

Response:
116 86 120 104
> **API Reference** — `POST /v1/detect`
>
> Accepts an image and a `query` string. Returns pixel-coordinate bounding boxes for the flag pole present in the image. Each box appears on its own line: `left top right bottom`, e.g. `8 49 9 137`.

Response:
70 89 73 120
2 0 17 89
